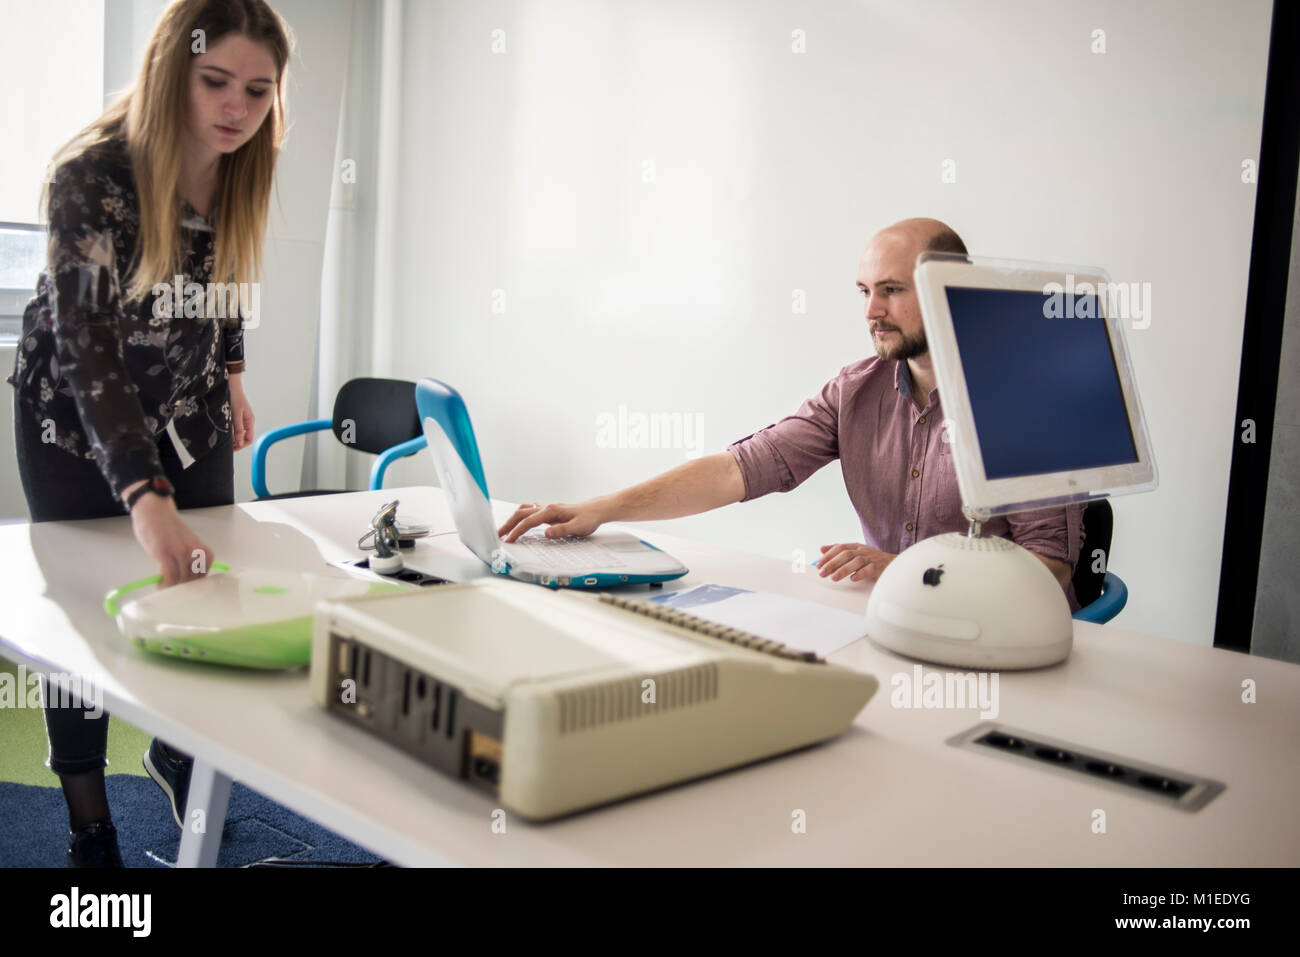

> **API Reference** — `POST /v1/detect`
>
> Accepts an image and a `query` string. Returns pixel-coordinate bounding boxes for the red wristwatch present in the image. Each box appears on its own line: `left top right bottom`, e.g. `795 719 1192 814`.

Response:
125 476 175 512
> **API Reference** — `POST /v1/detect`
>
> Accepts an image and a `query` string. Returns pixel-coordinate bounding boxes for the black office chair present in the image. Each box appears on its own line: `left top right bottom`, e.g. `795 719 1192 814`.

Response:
1072 500 1110 607
250 378 426 500
1072 499 1129 623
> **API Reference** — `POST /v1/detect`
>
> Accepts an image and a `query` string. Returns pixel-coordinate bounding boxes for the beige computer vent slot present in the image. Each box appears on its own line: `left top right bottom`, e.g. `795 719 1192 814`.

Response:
557 663 720 734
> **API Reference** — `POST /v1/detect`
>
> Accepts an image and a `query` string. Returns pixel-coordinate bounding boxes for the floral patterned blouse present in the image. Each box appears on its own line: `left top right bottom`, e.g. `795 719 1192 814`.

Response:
7 132 244 499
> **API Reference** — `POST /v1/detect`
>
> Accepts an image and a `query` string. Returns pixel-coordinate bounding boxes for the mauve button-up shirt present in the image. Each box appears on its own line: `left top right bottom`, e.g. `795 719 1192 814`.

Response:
727 357 1086 611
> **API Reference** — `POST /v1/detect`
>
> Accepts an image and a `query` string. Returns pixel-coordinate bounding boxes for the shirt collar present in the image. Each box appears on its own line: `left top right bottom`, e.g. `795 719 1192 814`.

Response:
894 360 912 400
895 359 942 410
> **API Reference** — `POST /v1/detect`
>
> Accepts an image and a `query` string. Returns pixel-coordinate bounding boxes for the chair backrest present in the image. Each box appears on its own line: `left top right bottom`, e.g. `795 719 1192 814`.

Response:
331 378 422 455
1071 499 1113 607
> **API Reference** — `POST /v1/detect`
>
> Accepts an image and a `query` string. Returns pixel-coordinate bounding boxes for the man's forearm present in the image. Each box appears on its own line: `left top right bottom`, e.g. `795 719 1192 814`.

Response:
595 451 746 523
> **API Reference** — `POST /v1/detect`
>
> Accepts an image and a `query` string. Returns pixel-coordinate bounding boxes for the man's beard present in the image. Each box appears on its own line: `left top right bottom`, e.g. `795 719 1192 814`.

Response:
872 326 928 361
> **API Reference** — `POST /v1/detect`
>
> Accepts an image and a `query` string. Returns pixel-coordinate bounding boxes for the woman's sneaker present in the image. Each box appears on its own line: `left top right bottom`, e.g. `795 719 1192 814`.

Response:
143 739 193 829
67 820 124 868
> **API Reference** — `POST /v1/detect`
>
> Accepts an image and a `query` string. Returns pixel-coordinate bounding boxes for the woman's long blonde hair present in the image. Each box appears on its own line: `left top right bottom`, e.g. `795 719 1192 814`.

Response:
47 0 292 304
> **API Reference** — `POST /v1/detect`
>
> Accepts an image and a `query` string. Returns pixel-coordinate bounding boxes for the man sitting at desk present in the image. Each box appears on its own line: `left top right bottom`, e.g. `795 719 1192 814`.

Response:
498 218 1085 610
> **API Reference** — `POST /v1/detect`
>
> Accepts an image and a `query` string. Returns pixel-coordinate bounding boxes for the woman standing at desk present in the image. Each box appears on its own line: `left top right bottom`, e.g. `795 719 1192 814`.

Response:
6 0 291 866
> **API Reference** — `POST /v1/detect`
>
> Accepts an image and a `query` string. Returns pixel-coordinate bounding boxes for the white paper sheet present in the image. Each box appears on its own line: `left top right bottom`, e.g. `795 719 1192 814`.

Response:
650 584 867 658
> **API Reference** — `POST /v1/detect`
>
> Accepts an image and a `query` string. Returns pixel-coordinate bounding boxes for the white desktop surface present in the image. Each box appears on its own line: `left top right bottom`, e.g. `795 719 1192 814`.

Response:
1 487 1297 866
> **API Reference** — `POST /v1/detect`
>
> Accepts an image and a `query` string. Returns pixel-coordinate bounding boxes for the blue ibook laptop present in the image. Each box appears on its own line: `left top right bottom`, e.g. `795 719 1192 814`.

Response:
415 378 688 589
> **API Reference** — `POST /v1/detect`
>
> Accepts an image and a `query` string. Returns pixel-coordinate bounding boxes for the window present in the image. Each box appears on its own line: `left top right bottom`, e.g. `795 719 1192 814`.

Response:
0 0 104 338
0 223 46 336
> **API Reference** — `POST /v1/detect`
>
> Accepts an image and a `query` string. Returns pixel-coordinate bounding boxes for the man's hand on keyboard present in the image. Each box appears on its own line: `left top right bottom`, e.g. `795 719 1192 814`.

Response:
818 543 896 582
499 501 608 543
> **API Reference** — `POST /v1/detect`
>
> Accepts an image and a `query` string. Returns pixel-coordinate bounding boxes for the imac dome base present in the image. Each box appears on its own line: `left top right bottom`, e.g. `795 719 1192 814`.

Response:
865 533 1073 670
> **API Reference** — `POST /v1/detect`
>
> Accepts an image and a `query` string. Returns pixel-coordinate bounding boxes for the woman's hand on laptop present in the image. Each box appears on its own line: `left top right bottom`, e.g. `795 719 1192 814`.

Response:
817 543 896 582
498 501 609 543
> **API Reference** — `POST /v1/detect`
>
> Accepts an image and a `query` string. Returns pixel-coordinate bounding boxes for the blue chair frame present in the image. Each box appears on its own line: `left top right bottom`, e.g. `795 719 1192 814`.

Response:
251 420 427 498
1072 571 1128 624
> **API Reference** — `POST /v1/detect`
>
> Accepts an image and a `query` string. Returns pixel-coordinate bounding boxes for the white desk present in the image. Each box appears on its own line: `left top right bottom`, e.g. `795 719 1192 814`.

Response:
2 487 1298 866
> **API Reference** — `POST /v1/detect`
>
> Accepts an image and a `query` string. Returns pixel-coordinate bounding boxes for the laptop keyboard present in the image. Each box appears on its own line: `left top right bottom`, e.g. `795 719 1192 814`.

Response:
507 533 628 569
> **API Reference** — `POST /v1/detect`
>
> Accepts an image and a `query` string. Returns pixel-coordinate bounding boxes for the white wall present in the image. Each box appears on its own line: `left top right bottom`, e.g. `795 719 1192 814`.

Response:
383 0 1272 647
0 0 103 222
237 0 354 501
102 0 166 103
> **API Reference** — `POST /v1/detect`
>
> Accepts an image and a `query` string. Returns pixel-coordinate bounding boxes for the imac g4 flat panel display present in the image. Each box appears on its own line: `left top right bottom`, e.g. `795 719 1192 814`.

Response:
912 253 1157 521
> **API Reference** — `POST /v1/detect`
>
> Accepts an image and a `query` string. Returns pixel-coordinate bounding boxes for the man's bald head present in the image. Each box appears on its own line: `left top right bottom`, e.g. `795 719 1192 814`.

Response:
855 219 966 362
873 217 967 258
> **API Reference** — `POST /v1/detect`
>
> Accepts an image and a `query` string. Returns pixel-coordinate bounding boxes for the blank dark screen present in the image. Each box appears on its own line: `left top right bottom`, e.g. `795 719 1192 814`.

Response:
944 286 1138 480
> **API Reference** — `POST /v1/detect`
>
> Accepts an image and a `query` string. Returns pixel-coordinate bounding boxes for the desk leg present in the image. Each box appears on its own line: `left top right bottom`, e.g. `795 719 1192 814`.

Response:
175 760 232 868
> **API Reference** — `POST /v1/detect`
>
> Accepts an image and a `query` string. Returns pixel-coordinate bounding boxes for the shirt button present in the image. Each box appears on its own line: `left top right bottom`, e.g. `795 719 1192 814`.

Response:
912 469 920 478
918 416 927 424
906 522 914 531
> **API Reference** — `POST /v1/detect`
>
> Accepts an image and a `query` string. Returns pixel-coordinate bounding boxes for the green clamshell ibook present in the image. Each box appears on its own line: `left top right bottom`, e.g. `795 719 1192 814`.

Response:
105 564 404 669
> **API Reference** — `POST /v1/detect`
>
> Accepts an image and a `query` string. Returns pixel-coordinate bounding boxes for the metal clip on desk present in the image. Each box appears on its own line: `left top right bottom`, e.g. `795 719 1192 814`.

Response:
359 500 405 574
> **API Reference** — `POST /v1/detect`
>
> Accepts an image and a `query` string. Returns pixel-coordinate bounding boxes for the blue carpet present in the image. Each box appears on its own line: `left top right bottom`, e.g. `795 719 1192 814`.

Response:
0 775 384 867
